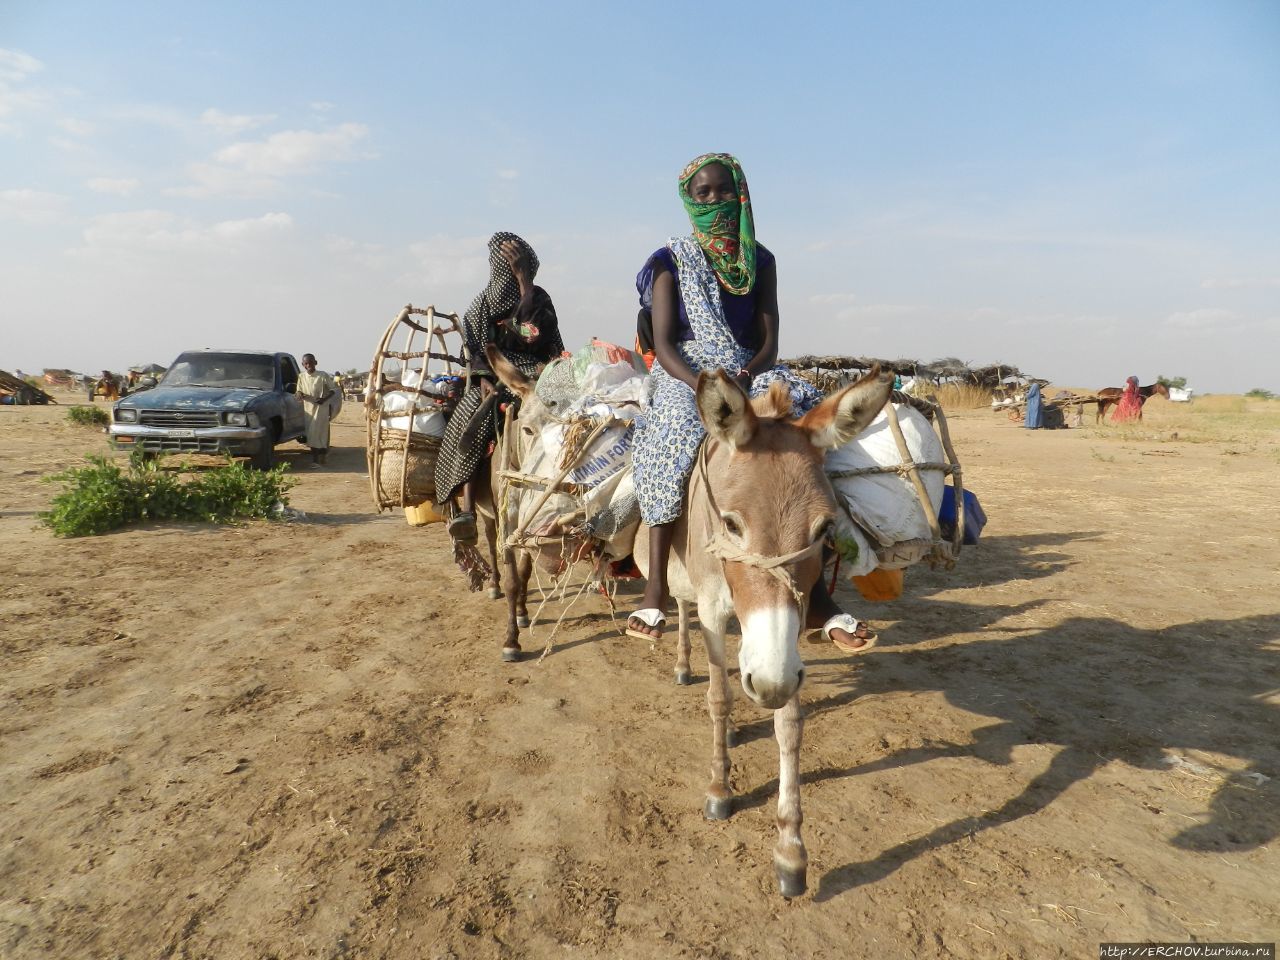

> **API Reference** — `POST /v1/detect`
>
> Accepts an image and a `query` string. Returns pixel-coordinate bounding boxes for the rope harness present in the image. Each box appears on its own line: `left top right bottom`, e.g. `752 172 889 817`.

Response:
696 441 825 612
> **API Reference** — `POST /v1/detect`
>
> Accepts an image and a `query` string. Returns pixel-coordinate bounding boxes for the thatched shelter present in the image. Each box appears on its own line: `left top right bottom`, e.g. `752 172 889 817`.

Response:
782 355 1030 394
1 370 56 405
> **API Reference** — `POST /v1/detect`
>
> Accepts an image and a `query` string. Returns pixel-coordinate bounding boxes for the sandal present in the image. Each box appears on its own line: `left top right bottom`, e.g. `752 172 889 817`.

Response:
625 608 665 641
448 510 478 544
823 613 877 654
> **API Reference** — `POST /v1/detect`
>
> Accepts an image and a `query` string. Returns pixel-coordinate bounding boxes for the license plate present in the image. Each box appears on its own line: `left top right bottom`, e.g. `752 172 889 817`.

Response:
167 429 196 439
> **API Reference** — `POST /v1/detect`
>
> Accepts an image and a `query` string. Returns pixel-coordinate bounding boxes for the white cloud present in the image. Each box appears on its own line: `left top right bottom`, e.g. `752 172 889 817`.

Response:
0 48 48 124
831 302 921 323
77 209 293 254
57 117 95 136
211 212 293 238
310 101 334 113
808 292 858 305
1165 308 1235 330
168 162 279 198
214 123 368 175
87 177 140 196
107 103 189 129
0 188 68 224
200 107 276 134
496 168 519 181
0 48 42 83
406 234 490 288
50 135 92 155
170 122 370 197
1200 277 1280 290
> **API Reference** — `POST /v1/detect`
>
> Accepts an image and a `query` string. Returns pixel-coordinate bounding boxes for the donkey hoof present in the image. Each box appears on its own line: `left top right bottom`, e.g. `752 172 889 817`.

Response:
674 668 692 686
487 587 503 600
516 616 531 629
501 647 521 663
704 795 733 821
776 865 807 899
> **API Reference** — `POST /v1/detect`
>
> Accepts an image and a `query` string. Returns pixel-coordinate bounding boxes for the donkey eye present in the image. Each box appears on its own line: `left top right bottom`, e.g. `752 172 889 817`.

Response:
522 425 535 436
722 514 743 537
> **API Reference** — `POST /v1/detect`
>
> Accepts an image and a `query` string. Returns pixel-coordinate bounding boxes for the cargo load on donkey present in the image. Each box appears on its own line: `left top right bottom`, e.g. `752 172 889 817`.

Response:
484 340 977 667
365 304 464 523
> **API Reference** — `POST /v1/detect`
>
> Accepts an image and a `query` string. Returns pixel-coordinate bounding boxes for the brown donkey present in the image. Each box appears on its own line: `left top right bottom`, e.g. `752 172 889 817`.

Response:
484 345 592 661
1095 381 1169 422
632 367 892 897
489 349 891 894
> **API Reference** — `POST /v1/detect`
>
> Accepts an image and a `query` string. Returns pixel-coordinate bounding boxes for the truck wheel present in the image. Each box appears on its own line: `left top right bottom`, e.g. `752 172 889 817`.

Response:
250 427 277 471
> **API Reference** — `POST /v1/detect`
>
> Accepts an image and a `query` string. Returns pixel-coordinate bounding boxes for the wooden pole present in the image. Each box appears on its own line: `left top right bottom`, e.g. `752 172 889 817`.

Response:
366 308 406 512
932 406 965 553
884 401 943 544
507 417 614 546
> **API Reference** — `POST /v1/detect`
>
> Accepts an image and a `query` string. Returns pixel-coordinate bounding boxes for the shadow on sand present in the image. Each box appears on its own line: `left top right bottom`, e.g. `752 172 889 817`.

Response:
737 604 1279 902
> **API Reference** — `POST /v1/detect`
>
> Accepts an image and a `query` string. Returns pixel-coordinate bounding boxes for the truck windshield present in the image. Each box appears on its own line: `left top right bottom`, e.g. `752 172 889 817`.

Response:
162 354 276 389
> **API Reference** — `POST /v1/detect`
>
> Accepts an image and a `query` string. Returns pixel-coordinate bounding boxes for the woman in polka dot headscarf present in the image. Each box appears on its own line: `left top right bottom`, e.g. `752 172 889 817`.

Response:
434 232 564 543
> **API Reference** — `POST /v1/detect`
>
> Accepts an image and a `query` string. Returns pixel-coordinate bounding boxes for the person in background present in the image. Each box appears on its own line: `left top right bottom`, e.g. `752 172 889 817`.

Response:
433 232 564 544
1112 375 1142 422
297 354 338 466
1024 381 1044 429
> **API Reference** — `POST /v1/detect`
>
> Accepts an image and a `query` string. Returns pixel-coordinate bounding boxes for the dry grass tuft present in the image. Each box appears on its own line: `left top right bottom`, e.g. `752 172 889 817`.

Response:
930 383 993 412
1085 395 1280 445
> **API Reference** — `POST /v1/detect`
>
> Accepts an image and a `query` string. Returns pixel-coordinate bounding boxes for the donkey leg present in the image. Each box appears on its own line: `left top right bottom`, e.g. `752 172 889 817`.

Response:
674 599 692 685
515 550 533 629
773 694 808 897
701 611 734 820
484 515 502 601
501 547 522 662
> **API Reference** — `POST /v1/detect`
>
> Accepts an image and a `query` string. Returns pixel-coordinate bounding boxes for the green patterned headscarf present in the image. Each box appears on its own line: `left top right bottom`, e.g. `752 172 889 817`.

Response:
678 152 756 295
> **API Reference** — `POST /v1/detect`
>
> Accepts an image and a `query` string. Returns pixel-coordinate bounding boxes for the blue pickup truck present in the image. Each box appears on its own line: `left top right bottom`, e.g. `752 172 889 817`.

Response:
108 349 307 468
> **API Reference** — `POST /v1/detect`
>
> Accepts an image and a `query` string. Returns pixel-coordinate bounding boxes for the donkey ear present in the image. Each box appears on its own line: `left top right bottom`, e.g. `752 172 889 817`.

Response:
485 344 534 399
796 364 893 450
695 369 758 449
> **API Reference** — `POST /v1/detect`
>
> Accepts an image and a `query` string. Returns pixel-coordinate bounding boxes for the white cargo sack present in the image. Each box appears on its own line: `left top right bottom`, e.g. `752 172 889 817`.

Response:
381 410 446 436
826 403 946 575
539 418 635 490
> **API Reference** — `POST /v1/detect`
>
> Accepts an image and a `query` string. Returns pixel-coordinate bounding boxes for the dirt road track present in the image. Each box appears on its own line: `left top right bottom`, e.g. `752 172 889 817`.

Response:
2 404 1277 958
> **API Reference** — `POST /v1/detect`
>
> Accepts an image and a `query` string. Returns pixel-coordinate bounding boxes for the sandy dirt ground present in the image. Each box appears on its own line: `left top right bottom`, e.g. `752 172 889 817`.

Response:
1 396 1277 960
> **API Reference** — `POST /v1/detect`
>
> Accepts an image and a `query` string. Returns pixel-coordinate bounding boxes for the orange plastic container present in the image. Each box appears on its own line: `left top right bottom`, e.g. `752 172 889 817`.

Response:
851 567 904 601
404 501 446 526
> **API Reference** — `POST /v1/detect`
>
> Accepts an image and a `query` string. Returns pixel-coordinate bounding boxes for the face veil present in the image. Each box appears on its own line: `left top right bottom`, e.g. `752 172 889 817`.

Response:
678 153 757 295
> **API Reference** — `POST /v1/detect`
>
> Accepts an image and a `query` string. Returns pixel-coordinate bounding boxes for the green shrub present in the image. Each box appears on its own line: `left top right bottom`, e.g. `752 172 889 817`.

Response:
40 449 295 537
67 405 110 427
1244 388 1274 400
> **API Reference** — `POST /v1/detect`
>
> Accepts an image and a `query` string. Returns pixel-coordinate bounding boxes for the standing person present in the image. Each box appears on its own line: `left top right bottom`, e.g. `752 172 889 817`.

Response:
297 354 338 466
1112 375 1142 422
627 152 876 654
433 232 564 544
1024 381 1044 429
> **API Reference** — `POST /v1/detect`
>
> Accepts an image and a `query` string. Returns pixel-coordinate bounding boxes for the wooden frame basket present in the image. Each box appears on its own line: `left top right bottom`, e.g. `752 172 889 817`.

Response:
825 391 966 570
366 304 466 512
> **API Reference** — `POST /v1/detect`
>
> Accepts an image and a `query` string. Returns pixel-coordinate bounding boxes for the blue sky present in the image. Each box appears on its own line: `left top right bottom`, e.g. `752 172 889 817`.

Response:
2 1 1277 391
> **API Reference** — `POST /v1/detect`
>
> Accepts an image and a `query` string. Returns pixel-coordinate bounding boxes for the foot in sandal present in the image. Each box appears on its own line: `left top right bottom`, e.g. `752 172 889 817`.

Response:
448 510 478 544
625 608 665 641
823 613 877 654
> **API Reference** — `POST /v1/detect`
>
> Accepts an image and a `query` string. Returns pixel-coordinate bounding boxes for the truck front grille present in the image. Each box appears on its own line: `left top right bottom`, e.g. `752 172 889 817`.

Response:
138 411 221 428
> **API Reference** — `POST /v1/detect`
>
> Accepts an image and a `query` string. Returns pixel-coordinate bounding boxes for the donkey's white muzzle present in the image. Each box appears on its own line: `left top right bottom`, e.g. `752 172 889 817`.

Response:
738 606 806 709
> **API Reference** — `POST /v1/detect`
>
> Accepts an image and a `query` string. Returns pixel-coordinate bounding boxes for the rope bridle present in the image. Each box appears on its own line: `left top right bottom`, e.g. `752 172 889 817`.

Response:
695 440 827 612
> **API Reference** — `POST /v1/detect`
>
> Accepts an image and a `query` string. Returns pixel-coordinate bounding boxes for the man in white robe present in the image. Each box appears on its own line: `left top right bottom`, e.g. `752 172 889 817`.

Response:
297 353 338 466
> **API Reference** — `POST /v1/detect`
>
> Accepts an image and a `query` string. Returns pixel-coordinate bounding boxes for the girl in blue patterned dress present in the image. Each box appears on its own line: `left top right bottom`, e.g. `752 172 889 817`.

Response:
627 153 876 653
